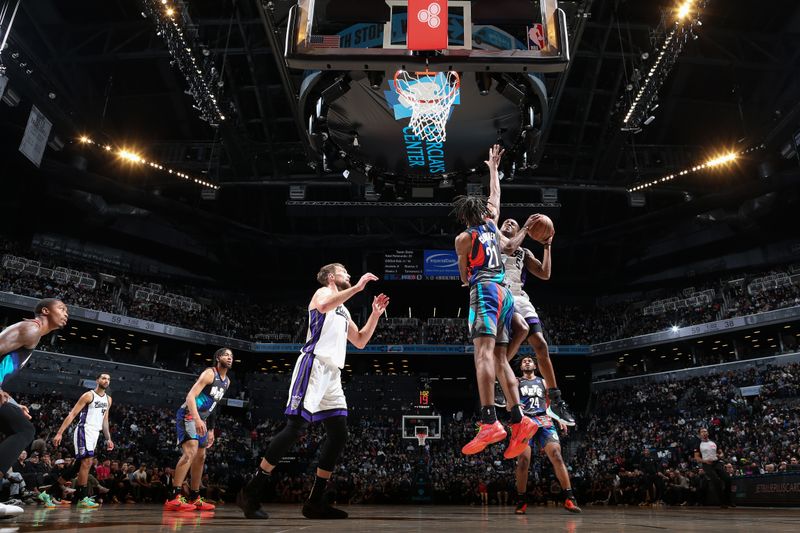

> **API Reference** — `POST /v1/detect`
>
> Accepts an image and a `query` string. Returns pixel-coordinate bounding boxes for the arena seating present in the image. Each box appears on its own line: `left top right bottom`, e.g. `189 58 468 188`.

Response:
4 347 798 507
2 236 799 346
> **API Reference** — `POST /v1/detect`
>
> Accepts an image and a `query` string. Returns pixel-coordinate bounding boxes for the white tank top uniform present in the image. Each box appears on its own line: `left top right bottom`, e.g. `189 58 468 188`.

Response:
74 390 109 458
285 304 350 422
502 248 540 320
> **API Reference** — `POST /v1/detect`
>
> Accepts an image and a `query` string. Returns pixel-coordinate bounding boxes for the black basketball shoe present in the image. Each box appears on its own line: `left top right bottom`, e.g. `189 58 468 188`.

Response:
302 499 348 519
546 396 576 426
237 488 269 519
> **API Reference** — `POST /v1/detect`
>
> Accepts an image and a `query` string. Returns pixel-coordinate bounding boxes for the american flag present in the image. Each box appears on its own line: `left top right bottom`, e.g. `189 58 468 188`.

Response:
306 34 341 48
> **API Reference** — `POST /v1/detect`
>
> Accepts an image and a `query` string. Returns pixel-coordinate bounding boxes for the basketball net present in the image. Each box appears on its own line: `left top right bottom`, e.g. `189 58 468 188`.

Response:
416 432 428 446
394 70 460 143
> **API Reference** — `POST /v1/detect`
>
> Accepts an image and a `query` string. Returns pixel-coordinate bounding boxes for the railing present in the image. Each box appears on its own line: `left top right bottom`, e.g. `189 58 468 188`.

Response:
642 289 715 316
3 254 97 289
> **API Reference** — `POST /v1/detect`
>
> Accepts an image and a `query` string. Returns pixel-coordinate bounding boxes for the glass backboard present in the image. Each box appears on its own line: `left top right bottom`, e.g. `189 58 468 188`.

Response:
285 0 569 73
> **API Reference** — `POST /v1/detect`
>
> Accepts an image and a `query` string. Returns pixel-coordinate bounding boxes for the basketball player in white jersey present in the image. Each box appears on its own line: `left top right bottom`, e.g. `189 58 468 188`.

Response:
52 373 113 509
239 263 389 520
498 217 575 426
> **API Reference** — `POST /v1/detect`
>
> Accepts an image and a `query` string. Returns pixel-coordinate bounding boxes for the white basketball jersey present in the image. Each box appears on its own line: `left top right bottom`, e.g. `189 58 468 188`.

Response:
502 248 532 301
78 390 109 431
302 304 351 369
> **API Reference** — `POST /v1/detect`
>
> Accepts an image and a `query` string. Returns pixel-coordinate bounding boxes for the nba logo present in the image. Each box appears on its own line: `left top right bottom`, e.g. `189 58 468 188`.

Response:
527 23 545 50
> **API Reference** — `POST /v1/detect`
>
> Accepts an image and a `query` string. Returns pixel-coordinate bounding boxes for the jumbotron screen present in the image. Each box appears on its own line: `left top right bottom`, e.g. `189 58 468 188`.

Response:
383 250 460 281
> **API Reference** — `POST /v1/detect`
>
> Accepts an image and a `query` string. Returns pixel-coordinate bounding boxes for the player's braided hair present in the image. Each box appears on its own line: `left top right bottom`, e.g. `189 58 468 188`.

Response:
451 195 490 227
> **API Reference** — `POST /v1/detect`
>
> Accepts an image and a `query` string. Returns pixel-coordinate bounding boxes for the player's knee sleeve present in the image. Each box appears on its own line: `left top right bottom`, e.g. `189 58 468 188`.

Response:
264 416 308 465
317 416 348 472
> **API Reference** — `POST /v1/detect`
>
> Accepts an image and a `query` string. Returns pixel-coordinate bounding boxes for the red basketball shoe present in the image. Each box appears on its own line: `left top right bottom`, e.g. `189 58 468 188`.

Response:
461 421 507 455
504 416 537 459
192 497 215 511
564 496 582 513
164 496 195 512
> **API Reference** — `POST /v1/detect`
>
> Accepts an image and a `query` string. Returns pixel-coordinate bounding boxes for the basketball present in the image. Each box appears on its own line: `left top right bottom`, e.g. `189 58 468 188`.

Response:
527 215 554 243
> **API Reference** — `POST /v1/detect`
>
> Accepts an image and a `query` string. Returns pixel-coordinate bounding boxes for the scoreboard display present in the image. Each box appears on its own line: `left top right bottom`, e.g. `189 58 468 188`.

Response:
384 250 424 280
383 249 460 281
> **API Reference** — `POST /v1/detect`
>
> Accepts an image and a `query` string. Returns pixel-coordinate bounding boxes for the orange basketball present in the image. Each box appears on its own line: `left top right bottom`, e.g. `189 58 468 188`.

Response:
527 215 554 243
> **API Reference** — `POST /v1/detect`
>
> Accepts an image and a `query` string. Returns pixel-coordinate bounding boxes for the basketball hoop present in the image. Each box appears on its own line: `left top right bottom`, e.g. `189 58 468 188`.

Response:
416 432 428 446
394 69 460 143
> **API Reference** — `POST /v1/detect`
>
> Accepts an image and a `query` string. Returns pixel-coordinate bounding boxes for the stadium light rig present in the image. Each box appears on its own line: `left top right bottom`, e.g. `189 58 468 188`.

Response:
77 135 219 190
626 146 763 192
621 1 707 130
140 0 228 125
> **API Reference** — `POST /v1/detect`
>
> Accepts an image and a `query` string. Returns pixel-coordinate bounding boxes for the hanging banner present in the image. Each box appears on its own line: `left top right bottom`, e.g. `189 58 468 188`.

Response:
19 105 52 168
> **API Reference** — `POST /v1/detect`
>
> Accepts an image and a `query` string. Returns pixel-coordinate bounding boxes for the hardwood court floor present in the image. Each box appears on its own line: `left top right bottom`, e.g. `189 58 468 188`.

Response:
4 504 800 532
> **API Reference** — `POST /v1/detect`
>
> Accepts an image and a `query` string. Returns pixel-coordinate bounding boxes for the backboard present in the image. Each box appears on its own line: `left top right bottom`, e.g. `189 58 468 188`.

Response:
402 414 442 440
285 0 570 73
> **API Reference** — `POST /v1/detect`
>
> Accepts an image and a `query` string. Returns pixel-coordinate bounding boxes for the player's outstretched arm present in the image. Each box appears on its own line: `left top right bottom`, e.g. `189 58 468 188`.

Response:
347 294 390 349
52 391 93 446
314 273 378 314
485 144 505 225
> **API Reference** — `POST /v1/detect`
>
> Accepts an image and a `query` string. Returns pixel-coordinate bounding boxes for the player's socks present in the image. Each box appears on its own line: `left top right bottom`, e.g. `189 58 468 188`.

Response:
188 489 199 501
480 405 497 424
238 468 269 519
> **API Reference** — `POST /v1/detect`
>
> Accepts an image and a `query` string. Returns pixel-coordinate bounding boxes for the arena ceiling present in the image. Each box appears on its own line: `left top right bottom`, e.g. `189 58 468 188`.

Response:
1 0 799 289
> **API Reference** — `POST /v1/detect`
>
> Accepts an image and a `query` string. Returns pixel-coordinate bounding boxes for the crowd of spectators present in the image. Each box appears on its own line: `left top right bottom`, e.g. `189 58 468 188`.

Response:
3 357 799 508
571 362 800 506
1 392 253 505
2 235 799 348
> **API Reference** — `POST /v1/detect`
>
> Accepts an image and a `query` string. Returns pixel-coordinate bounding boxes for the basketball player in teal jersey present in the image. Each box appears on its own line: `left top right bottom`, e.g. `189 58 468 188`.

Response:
499 218 575 425
51 372 113 509
453 144 536 458
514 356 580 514
0 298 68 518
165 347 232 512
